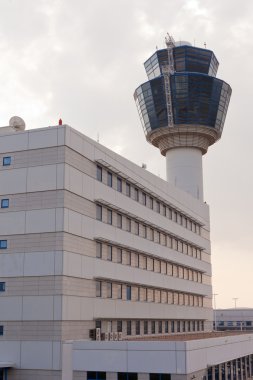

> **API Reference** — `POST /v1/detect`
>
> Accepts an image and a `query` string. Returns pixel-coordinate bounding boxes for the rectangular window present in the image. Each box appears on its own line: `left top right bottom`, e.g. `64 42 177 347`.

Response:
144 320 148 334
188 321 191 332
96 281 101 297
117 284 122 299
117 320 122 332
107 283 112 298
158 321 162 333
126 321 132 335
125 251 131 265
165 321 168 333
118 374 137 380
177 321 180 332
156 201 160 213
117 248 122 263
96 205 102 221
126 182 131 197
117 177 122 192
137 286 140 300
126 218 131 232
117 214 122 229
97 165 102 181
107 172 113 187
107 209 112 225
163 205 166 216
1 199 9 208
87 372 106 380
150 228 154 241
150 374 171 380
143 256 147 270
171 320 175 333
135 221 139 235
0 240 7 249
143 287 147 301
183 321 186 332
3 156 11 166
142 192 146 206
143 225 147 238
126 285 131 300
150 197 153 209
136 320 140 335
107 245 112 261
0 282 5 292
96 242 102 258
95 320 101 329
151 321 155 334
134 188 139 202
0 326 3 336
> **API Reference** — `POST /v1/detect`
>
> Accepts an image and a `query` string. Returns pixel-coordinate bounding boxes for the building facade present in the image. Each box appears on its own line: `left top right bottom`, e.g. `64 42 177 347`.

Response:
215 309 253 331
0 122 212 378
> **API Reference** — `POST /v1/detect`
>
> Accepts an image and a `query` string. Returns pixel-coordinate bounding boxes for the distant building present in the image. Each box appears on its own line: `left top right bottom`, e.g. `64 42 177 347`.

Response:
215 309 253 331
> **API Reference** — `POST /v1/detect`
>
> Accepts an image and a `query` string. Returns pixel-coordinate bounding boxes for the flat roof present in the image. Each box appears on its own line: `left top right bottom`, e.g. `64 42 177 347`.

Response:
124 331 253 341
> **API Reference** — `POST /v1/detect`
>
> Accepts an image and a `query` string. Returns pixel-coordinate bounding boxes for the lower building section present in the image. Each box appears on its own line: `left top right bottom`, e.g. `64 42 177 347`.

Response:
7 369 61 380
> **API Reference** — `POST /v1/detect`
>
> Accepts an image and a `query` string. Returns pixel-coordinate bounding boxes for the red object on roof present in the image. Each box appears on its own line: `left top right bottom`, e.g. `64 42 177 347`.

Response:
59 118 62 125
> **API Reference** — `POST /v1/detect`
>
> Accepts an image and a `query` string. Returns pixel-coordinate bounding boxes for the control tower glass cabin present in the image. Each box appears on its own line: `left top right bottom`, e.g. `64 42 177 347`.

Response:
134 39 232 200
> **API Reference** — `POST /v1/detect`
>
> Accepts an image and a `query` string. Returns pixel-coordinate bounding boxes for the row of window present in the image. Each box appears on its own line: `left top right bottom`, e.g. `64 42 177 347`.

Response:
87 373 170 380
208 355 253 380
96 242 203 283
96 165 201 235
2 156 11 166
96 204 202 260
95 280 204 307
95 319 205 335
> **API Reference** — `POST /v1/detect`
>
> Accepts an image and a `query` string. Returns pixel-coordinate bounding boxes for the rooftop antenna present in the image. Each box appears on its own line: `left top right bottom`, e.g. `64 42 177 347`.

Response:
204 42 207 48
232 297 238 308
97 133 100 143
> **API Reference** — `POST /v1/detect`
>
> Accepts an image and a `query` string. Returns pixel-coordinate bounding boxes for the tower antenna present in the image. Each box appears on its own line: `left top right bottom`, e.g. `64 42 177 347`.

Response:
164 33 175 127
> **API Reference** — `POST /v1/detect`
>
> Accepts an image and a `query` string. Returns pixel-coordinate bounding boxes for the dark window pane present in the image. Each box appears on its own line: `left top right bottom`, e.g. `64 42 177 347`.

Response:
126 285 131 300
97 166 102 181
126 183 131 197
107 172 113 187
127 321 132 335
3 156 11 166
0 240 7 249
1 199 9 208
117 177 122 192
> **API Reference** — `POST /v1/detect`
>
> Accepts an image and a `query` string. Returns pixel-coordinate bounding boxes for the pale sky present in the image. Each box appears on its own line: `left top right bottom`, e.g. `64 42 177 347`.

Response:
0 0 252 308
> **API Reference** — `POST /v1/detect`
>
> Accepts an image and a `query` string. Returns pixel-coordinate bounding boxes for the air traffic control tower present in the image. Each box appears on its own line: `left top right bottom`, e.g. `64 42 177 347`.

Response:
134 35 232 200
